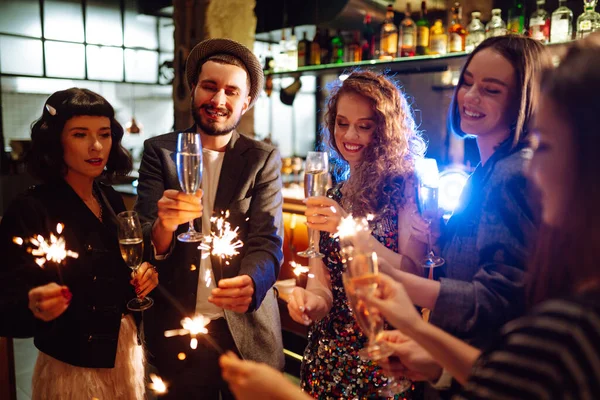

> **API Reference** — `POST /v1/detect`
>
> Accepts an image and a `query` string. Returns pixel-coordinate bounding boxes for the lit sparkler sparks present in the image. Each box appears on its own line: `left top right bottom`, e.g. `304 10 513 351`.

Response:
334 214 373 256
198 211 244 263
148 373 167 394
291 261 314 279
164 314 210 349
12 223 79 268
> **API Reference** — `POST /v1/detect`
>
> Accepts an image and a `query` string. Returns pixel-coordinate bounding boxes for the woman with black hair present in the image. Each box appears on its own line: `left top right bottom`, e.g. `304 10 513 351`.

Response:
0 88 158 399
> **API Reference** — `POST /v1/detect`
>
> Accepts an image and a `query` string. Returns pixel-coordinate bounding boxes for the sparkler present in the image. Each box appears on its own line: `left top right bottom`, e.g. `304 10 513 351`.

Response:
12 223 79 283
164 314 224 354
334 214 375 260
148 373 167 395
198 211 244 285
291 261 314 279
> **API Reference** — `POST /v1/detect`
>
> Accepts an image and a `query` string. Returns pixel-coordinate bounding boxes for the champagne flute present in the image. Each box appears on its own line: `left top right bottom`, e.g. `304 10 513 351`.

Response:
176 132 204 242
342 251 412 396
297 151 328 258
117 211 153 311
415 159 445 271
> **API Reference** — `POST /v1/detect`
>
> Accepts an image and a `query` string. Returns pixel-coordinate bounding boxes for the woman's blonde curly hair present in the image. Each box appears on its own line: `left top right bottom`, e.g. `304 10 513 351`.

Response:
321 69 425 217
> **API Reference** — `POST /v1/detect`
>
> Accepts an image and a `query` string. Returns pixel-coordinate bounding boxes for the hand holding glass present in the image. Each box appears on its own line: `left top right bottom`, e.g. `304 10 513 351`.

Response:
342 251 412 396
298 151 329 258
117 211 153 311
176 132 204 242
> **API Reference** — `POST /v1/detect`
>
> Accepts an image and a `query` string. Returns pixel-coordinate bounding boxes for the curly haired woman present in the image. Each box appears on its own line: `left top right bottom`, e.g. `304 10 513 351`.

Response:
287 70 426 399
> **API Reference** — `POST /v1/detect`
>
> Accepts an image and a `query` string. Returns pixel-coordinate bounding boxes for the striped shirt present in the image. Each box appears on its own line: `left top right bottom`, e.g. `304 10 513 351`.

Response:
455 290 600 400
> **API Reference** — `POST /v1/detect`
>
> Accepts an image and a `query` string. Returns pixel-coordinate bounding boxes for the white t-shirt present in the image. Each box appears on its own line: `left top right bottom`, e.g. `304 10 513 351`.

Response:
195 148 225 319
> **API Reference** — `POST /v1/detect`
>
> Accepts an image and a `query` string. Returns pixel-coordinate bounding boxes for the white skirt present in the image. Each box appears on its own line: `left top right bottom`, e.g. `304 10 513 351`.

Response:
32 314 146 400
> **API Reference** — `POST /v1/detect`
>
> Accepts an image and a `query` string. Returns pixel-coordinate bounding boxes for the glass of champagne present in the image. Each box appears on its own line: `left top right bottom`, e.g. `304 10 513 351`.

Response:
176 132 204 242
117 211 153 311
415 158 445 272
297 151 328 258
342 251 412 396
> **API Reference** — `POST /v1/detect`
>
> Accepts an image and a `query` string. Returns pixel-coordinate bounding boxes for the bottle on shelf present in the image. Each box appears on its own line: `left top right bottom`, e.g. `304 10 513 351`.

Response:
507 0 525 34
331 29 345 63
320 29 331 64
297 31 310 68
346 31 362 62
362 13 376 60
380 3 399 60
448 2 466 53
486 8 507 38
577 0 600 38
311 28 322 65
275 28 288 72
551 0 573 43
529 0 550 43
466 11 485 52
429 19 448 55
287 27 298 70
416 1 430 55
399 2 417 57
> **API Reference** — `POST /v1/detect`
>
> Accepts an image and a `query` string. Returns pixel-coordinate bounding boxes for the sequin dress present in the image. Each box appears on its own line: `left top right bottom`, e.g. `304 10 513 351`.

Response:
300 184 418 400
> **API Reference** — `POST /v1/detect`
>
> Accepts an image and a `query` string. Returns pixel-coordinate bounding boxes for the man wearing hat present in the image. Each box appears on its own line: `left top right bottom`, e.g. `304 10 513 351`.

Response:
135 38 284 399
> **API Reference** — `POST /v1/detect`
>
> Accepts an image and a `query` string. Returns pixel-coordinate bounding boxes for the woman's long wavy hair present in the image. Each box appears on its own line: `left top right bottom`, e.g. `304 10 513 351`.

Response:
526 33 600 307
321 70 425 217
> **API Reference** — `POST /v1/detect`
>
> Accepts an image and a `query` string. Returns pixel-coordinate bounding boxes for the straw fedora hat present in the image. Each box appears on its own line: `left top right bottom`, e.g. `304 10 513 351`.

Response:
185 38 264 109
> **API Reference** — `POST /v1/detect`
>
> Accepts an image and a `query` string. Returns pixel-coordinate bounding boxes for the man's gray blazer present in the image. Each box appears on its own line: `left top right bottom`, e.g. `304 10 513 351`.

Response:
134 128 285 373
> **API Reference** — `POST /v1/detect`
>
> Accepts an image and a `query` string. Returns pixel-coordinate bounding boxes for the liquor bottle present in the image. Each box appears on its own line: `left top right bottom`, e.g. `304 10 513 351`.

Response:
448 2 466 53
362 13 376 60
380 3 398 60
275 29 288 71
465 11 485 52
320 29 331 64
507 0 525 34
311 28 322 65
287 27 298 70
399 2 417 57
331 29 345 63
486 8 507 38
429 19 447 55
577 0 600 38
346 31 362 62
529 0 550 43
550 0 573 43
416 1 430 55
297 31 310 68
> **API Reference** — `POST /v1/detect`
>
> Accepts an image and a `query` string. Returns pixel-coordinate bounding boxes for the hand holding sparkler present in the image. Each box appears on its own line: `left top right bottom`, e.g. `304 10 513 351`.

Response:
208 275 255 313
28 282 72 322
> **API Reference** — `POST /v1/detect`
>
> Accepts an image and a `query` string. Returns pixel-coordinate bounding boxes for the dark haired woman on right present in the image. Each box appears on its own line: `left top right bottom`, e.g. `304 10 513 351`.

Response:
376 36 550 391
0 88 158 399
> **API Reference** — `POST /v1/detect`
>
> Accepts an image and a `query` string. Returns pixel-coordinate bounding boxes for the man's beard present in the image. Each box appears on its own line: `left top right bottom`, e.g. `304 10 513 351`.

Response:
192 103 242 136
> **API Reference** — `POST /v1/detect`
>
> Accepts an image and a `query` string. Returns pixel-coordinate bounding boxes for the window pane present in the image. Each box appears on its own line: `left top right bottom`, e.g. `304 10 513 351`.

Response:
159 17 174 52
0 0 41 37
44 0 84 42
124 3 158 50
158 52 173 85
86 0 122 46
0 36 43 75
87 45 123 81
125 49 158 83
45 41 85 79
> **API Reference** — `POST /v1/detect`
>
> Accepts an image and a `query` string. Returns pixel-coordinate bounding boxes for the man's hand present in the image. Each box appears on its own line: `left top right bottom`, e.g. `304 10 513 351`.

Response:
156 189 203 233
209 275 254 313
152 189 203 254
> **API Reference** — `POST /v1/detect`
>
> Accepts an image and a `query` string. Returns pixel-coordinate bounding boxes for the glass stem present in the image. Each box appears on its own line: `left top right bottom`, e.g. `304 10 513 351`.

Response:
188 221 195 233
306 227 315 250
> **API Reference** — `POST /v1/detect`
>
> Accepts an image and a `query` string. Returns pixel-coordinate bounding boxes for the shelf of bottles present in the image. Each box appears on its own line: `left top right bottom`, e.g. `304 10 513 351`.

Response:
265 0 600 77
